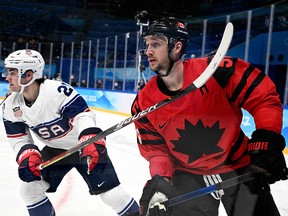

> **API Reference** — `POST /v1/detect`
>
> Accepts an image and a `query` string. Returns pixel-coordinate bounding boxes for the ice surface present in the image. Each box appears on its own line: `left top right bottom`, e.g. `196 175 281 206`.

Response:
0 109 287 216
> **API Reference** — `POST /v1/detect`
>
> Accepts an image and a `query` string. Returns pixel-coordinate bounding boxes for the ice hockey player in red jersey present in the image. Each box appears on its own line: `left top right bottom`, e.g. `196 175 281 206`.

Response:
2 49 138 216
131 17 288 216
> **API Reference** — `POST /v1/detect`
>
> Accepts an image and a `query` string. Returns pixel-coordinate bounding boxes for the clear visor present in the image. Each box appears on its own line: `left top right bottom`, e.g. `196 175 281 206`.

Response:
2 68 18 78
2 71 7 78
140 35 168 55
2 68 28 78
3 68 34 87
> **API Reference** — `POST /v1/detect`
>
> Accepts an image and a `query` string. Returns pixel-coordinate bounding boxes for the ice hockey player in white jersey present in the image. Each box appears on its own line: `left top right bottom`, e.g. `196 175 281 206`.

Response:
2 49 139 216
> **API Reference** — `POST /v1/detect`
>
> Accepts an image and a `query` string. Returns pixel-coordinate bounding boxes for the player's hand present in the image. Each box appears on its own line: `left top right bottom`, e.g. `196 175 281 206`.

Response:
79 127 107 174
16 144 42 182
139 175 177 216
248 129 288 191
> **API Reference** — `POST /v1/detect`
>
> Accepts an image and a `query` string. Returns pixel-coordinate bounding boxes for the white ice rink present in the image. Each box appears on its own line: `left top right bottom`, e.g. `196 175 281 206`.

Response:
0 108 287 216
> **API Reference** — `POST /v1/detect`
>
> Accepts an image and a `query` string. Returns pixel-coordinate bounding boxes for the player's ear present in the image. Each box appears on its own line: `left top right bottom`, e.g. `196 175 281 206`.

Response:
27 70 34 79
172 41 182 60
25 70 34 79
174 41 183 55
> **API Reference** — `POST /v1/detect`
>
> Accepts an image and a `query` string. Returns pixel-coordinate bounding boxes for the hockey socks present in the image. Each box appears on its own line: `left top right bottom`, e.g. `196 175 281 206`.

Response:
100 185 139 215
27 197 55 216
117 198 139 215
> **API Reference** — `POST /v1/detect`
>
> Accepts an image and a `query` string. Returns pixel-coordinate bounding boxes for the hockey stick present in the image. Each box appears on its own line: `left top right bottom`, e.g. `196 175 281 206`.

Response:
0 98 7 106
164 171 253 207
0 93 11 106
39 22 234 170
127 171 254 216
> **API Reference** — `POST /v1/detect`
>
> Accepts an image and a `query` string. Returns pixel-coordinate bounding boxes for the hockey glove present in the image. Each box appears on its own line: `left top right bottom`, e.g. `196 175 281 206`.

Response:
16 144 42 182
79 127 107 174
248 129 288 187
139 175 177 216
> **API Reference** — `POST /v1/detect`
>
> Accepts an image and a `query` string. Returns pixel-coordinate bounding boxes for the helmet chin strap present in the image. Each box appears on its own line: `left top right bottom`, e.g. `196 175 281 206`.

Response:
157 61 174 77
18 77 36 94
155 49 181 77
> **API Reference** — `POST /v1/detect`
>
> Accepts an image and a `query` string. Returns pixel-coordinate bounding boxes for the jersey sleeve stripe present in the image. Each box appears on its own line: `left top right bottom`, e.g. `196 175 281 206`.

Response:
7 133 27 138
138 128 161 136
3 118 27 135
230 65 255 102
238 72 266 108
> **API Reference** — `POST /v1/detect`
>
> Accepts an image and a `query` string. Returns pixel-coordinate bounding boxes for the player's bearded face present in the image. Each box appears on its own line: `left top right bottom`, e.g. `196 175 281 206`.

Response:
145 36 171 73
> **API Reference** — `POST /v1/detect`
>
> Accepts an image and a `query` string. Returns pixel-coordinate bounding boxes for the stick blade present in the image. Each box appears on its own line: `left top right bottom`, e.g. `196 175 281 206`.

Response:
193 22 234 88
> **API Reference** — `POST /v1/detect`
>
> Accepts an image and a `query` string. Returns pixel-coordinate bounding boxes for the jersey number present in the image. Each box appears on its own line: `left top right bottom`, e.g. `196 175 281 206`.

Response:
57 83 73 96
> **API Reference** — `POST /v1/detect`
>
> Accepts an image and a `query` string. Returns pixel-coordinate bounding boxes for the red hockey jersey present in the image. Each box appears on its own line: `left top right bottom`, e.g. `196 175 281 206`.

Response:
131 57 283 178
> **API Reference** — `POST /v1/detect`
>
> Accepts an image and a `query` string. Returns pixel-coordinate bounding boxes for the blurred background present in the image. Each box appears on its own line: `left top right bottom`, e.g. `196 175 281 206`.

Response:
0 0 287 103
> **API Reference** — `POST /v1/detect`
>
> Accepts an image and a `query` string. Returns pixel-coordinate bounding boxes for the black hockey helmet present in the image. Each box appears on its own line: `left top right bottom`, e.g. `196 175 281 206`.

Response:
142 17 189 56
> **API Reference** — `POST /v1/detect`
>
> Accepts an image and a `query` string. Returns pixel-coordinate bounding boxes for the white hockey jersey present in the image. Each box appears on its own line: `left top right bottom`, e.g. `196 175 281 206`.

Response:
2 79 97 155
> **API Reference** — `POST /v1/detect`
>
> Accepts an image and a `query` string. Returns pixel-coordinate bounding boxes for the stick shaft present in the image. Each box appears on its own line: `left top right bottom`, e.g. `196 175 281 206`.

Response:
39 22 234 170
164 172 253 207
127 172 254 216
0 94 10 106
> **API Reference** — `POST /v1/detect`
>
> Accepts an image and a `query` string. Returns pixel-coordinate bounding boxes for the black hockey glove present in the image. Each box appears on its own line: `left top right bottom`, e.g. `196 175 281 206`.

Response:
248 129 288 188
139 175 178 216
16 144 42 182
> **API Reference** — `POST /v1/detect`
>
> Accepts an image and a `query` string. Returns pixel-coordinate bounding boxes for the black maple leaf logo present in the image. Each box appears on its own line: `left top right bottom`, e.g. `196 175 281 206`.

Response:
171 119 224 164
